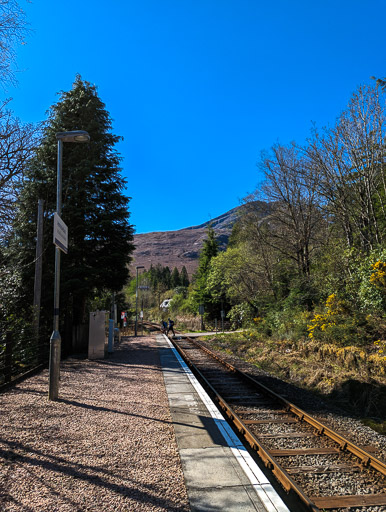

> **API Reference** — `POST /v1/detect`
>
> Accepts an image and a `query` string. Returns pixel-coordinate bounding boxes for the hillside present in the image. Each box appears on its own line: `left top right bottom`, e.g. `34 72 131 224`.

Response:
131 204 249 277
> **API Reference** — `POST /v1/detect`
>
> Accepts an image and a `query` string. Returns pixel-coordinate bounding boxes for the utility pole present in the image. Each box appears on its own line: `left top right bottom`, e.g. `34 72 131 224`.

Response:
135 265 144 336
48 130 90 401
33 199 44 339
141 297 144 335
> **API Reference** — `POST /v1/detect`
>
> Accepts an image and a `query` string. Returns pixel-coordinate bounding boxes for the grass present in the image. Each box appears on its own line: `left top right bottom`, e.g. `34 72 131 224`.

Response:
362 418 386 435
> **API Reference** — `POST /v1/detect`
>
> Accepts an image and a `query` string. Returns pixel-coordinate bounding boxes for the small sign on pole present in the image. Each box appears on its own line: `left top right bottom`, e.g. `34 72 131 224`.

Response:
53 213 68 254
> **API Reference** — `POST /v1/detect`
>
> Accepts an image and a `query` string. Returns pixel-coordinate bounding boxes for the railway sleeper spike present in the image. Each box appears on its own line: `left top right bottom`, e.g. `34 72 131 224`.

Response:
360 456 371 468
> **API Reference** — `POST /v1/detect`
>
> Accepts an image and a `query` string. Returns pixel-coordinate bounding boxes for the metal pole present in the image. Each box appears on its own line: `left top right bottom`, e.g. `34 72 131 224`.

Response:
141 297 144 336
33 199 44 338
221 300 224 333
134 266 144 336
48 139 62 400
135 267 139 336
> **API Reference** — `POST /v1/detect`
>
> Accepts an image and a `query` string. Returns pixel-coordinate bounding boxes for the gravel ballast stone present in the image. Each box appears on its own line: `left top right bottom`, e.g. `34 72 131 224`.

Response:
0 336 190 511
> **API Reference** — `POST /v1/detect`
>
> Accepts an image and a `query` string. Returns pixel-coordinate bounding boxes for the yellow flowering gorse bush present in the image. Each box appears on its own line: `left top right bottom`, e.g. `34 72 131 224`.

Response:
374 339 386 358
370 260 386 291
307 293 342 339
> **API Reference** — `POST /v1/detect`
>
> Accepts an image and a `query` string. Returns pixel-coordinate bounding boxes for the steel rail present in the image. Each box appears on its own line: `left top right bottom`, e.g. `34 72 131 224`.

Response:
171 336 319 512
185 335 386 477
172 334 386 511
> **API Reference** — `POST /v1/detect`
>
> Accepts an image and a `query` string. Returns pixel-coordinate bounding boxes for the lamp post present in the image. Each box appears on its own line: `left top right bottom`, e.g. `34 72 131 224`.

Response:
48 130 90 401
134 265 144 336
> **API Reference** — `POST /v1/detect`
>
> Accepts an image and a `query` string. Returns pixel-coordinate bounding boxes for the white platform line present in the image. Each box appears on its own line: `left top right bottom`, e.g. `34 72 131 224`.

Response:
161 335 290 512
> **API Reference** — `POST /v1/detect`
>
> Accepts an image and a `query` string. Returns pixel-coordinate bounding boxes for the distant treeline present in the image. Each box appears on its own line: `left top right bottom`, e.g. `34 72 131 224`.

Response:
147 264 190 292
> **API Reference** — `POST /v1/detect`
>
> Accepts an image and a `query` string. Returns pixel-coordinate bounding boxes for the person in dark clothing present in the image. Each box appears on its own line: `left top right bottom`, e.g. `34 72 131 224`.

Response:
167 318 175 337
161 320 167 333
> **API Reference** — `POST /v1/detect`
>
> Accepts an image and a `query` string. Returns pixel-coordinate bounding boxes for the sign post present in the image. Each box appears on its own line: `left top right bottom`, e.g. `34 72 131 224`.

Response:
49 130 89 401
199 305 205 331
53 213 68 254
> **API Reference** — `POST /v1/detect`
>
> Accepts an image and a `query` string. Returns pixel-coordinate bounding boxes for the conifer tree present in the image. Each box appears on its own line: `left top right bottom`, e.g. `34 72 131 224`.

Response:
11 76 134 348
171 267 180 288
180 266 190 287
196 225 218 279
191 225 219 314
162 266 172 290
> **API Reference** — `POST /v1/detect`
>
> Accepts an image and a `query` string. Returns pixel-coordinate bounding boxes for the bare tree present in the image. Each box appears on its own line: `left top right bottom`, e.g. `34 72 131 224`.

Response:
0 100 38 240
235 201 280 299
0 0 28 86
306 84 386 251
248 144 324 279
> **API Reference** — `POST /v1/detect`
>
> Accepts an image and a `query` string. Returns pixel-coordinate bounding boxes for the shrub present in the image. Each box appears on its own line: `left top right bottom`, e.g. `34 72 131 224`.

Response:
307 294 371 347
227 303 255 329
370 260 386 292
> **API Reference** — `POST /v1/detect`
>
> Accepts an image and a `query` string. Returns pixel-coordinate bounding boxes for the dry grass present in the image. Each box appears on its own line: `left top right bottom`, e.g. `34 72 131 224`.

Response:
206 332 386 433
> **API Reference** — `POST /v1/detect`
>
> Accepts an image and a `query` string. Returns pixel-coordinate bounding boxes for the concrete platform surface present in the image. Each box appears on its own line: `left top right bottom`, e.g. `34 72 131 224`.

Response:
158 334 290 512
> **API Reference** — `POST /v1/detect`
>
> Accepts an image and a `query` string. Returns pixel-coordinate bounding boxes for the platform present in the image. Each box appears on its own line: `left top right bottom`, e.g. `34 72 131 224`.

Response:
158 333 290 512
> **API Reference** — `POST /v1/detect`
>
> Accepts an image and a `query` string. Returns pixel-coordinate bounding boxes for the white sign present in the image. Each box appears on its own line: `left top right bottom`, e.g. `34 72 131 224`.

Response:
53 213 68 254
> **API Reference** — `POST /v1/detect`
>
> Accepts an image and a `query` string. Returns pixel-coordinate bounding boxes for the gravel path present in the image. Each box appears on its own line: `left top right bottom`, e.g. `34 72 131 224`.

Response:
0 336 190 512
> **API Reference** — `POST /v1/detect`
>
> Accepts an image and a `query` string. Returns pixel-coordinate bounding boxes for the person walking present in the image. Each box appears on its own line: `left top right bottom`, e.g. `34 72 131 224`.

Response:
161 320 167 334
167 318 175 337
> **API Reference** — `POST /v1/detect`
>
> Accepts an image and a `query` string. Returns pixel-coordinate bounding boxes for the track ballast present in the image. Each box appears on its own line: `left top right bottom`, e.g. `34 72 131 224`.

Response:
170 334 386 512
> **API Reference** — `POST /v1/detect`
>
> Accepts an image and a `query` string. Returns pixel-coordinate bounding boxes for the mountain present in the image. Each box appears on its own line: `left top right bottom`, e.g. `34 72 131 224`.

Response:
131 205 245 277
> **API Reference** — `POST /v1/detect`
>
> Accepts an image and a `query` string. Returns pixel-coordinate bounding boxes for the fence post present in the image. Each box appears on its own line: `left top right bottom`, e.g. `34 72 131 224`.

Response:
5 331 13 383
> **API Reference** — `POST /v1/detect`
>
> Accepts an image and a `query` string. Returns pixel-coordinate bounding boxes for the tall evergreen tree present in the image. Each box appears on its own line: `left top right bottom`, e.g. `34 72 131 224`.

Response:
171 267 180 288
192 225 219 314
11 76 134 348
162 266 172 290
180 266 190 287
196 225 219 279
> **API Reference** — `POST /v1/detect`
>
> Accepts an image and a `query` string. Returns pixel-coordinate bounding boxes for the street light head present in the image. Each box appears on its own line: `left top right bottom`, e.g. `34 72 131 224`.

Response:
136 265 145 269
56 130 90 143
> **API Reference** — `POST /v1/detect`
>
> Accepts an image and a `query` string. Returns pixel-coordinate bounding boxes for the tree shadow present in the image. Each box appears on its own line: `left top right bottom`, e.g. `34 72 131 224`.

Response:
0 437 188 511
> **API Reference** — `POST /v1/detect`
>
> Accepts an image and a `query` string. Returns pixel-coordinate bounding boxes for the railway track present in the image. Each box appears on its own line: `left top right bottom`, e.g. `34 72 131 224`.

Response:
167 333 386 512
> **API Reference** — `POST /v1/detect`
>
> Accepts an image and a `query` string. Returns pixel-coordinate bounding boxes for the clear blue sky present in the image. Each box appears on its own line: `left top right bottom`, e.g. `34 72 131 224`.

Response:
6 0 386 234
